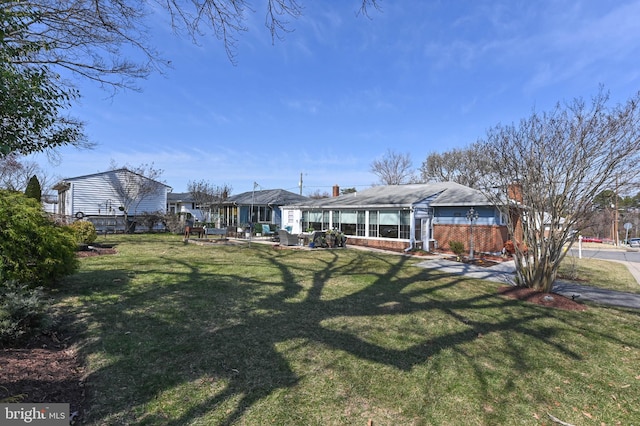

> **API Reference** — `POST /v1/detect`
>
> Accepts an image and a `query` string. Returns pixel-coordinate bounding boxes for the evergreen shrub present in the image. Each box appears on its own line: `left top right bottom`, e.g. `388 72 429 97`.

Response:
449 240 465 257
0 190 78 286
0 281 49 346
69 220 97 244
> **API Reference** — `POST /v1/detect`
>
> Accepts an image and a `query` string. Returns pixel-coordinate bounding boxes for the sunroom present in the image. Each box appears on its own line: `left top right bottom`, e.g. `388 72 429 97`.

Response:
281 182 506 253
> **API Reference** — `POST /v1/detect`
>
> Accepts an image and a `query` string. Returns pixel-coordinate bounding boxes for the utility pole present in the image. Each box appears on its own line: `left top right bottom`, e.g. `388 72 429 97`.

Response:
299 172 303 196
615 175 619 246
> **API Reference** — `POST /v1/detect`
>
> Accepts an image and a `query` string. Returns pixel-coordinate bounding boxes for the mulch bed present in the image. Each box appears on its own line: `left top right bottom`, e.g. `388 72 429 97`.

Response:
0 330 85 422
444 256 501 267
76 244 117 258
498 286 588 311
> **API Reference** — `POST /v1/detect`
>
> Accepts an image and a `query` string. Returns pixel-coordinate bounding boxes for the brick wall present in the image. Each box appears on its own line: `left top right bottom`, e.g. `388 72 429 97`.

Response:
344 224 509 254
433 224 508 253
345 237 409 252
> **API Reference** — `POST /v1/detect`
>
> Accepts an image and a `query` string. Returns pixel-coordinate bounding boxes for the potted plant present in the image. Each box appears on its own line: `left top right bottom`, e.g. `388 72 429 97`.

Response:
326 229 346 248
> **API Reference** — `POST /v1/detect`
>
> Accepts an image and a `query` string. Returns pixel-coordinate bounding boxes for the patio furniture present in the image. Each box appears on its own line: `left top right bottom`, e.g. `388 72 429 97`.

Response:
278 229 299 246
184 226 205 239
204 227 227 238
261 224 274 237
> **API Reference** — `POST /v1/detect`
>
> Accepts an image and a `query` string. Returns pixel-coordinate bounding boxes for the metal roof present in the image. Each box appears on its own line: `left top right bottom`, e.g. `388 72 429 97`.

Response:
167 192 195 202
285 182 492 209
53 169 172 190
226 188 310 206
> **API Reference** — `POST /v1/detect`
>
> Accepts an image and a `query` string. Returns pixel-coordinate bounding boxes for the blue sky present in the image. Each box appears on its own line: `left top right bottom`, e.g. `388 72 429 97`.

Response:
29 0 640 195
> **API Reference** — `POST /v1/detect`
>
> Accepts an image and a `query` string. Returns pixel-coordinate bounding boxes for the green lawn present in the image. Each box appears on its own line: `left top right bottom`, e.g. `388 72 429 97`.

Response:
58 234 640 425
559 255 640 294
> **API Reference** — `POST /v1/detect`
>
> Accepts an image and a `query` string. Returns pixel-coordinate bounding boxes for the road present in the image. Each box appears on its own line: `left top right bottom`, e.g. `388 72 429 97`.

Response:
567 247 640 263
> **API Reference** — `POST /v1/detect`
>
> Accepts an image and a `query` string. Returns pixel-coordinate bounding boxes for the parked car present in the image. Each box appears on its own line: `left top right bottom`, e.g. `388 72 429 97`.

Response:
628 238 640 247
581 237 603 243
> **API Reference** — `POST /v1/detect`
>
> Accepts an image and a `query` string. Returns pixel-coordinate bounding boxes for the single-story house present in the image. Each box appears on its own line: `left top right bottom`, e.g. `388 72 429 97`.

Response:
281 182 509 253
52 169 172 232
220 189 310 233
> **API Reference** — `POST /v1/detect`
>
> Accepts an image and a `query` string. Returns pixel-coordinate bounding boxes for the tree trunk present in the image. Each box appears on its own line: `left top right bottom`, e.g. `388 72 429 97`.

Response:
513 254 556 293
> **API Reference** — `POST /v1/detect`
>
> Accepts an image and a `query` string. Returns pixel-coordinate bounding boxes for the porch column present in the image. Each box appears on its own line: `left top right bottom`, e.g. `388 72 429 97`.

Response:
409 208 416 248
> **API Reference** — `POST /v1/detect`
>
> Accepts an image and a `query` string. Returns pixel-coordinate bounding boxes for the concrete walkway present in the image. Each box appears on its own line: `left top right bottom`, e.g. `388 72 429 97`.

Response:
415 258 640 310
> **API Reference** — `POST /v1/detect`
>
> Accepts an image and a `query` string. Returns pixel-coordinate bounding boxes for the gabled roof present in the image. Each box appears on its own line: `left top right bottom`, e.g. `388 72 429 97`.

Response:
167 192 194 203
226 189 310 206
285 182 492 209
52 169 172 190
428 182 492 206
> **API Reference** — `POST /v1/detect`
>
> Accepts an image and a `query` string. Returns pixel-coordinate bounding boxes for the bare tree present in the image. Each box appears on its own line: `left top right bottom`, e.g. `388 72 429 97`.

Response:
107 161 165 231
420 143 492 189
0 154 26 191
187 179 232 225
2 1 379 160
476 89 640 292
5 1 381 90
370 149 415 185
0 154 56 197
307 189 330 199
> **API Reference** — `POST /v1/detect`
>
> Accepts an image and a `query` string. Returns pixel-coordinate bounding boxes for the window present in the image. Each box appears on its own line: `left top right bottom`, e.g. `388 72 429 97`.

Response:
498 210 507 225
251 206 272 223
379 211 400 239
303 210 324 230
338 210 357 235
399 210 410 239
323 211 330 230
369 211 379 237
357 210 366 236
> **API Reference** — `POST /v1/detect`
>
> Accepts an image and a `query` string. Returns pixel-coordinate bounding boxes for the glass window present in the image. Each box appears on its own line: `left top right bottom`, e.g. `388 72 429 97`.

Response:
323 211 330 230
380 211 399 225
379 210 401 239
400 210 410 239
309 210 323 230
369 210 379 237
302 210 324 231
357 210 366 236
339 210 357 235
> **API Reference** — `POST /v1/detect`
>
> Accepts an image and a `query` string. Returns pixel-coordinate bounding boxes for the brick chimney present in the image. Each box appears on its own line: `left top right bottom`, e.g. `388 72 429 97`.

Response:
507 183 523 203
332 185 340 197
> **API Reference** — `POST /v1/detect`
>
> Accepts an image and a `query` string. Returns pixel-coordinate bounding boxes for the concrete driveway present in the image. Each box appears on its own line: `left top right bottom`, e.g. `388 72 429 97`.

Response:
415 258 640 310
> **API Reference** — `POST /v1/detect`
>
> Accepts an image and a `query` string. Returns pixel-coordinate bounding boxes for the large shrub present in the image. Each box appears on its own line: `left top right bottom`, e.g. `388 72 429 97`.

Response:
69 220 97 244
0 190 78 286
162 212 184 234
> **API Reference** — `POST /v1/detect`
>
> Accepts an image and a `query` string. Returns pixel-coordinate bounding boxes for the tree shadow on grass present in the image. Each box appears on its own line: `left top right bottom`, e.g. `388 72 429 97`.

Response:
62 243 610 425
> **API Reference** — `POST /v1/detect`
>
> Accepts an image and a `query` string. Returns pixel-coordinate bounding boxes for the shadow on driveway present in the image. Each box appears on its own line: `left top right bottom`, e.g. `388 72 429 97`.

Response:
415 258 640 310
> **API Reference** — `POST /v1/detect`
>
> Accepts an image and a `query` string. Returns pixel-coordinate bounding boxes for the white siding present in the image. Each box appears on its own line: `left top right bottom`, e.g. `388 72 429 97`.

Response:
281 207 303 233
58 170 169 217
